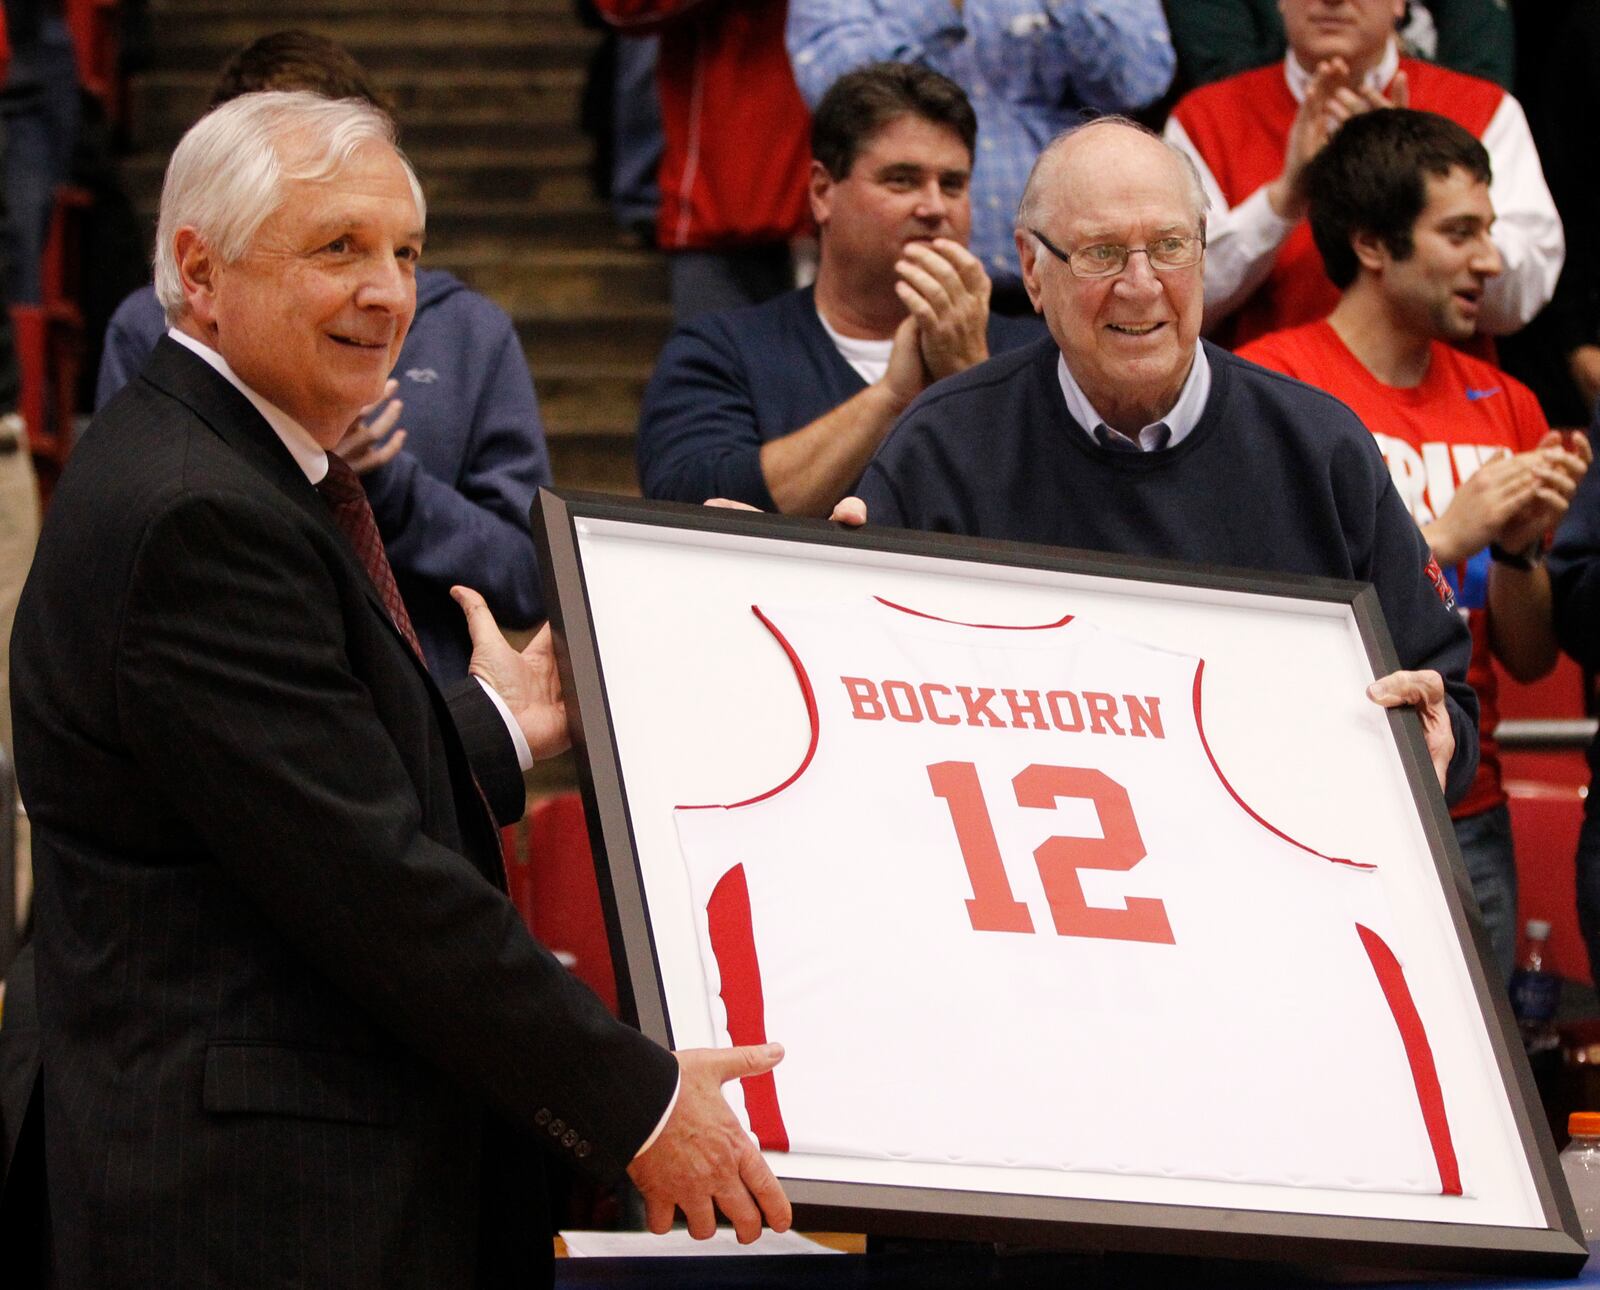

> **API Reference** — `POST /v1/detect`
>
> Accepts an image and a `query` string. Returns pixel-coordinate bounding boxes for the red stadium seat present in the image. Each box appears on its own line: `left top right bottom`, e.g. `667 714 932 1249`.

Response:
502 792 618 1014
65 0 123 119
12 184 92 502
1499 656 1592 984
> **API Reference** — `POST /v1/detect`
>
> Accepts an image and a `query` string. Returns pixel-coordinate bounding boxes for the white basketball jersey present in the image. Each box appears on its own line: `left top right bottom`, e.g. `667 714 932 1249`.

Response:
673 598 1462 1196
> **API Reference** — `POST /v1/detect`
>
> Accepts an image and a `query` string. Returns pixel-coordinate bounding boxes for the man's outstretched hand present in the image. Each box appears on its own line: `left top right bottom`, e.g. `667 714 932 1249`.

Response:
451 587 570 761
627 1044 793 1244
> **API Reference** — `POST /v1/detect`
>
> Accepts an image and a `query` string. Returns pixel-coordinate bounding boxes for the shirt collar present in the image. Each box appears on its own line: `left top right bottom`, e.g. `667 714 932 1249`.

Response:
167 327 330 484
1055 342 1212 452
1284 37 1399 102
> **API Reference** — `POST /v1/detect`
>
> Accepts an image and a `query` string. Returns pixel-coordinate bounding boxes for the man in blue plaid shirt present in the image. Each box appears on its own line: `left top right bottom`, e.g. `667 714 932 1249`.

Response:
787 0 1175 307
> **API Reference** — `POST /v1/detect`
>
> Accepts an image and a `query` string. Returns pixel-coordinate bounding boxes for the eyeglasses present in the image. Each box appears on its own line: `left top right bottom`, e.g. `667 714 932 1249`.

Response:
1029 228 1206 279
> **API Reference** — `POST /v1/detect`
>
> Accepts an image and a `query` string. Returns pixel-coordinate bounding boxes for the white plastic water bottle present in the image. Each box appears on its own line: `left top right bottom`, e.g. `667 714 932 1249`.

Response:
1559 1112 1600 1241
1510 919 1561 1054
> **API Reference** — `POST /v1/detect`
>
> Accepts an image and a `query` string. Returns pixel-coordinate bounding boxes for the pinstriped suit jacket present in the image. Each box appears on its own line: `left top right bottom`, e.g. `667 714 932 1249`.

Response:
7 338 678 1289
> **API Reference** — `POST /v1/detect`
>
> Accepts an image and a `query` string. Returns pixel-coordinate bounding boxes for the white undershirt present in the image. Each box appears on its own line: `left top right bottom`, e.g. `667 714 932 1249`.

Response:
817 309 894 386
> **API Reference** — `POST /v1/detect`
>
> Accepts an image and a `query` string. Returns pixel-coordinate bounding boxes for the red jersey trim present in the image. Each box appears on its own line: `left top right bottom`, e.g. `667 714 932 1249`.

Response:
676 606 820 811
875 595 1076 631
706 864 790 1152
1357 924 1463 1195
1191 661 1374 870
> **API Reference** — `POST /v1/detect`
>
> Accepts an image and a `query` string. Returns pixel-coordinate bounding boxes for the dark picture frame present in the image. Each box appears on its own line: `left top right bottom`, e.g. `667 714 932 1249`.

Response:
531 488 1585 1278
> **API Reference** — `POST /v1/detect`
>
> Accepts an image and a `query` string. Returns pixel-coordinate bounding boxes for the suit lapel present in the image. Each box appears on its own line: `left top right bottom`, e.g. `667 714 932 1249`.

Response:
139 338 505 881
139 339 423 681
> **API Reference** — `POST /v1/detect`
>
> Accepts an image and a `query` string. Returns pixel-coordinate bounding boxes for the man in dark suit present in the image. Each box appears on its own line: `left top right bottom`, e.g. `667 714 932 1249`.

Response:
5 90 789 1288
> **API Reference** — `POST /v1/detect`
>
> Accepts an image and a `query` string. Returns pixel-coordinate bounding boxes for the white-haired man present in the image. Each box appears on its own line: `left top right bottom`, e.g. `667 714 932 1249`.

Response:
4 92 789 1288
848 118 1479 803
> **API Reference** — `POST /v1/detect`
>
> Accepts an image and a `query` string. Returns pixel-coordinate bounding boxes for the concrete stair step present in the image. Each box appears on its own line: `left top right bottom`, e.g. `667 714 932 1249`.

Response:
147 14 596 72
532 364 651 431
434 246 667 312
150 0 572 14
534 388 640 438
400 117 588 152
514 305 671 368
132 113 588 157
129 194 626 251
130 67 587 151
423 161 592 206
542 408 635 438
546 436 639 496
121 144 596 209
421 198 624 250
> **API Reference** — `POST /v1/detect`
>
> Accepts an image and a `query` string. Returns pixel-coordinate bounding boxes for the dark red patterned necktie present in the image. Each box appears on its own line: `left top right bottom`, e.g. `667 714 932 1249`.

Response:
318 454 505 853
316 453 425 665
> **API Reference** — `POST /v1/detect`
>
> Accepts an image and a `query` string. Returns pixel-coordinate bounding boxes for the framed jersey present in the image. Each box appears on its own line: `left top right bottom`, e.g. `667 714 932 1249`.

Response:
531 489 1585 1277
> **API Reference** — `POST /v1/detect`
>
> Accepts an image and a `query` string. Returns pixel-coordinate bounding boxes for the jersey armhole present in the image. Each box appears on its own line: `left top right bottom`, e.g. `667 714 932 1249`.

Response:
675 605 820 811
1192 659 1375 872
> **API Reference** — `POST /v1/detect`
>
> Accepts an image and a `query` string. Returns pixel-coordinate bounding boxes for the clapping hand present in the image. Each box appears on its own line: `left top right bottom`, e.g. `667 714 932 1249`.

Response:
336 378 407 474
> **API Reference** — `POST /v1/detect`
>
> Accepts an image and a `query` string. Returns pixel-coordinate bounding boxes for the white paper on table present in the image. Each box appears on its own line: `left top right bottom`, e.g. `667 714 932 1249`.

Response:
558 1229 843 1258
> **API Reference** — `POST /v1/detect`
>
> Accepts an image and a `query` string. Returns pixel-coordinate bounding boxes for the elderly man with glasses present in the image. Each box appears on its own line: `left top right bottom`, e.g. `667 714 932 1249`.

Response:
845 117 1479 805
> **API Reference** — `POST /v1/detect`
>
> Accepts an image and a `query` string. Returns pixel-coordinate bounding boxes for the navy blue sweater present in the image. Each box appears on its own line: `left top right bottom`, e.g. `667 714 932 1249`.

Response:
858 336 1480 805
636 285 1044 509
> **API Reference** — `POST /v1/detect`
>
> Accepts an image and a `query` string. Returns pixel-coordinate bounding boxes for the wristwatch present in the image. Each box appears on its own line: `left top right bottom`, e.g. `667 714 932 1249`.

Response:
1489 540 1543 571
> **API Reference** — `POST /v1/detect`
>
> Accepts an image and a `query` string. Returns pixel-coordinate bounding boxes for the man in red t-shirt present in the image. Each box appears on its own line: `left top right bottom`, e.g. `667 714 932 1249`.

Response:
1240 109 1591 978
1165 0 1562 350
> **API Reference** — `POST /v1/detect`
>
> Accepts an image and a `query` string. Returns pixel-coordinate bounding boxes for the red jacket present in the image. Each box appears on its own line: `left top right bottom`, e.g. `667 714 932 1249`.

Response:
595 0 812 250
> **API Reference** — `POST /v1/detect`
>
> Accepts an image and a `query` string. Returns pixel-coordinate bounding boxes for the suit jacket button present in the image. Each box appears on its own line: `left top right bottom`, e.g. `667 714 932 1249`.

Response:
549 1117 565 1137
575 1141 591 1159
561 1129 578 1148
534 1108 551 1127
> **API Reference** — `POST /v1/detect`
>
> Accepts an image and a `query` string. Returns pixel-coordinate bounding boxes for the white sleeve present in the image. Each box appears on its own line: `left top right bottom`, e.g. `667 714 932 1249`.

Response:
476 675 534 771
1479 92 1565 335
633 1072 682 1158
1164 115 1297 335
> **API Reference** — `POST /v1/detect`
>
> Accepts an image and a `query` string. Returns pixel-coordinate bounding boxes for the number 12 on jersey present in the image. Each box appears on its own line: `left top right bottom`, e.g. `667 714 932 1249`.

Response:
928 760 1176 946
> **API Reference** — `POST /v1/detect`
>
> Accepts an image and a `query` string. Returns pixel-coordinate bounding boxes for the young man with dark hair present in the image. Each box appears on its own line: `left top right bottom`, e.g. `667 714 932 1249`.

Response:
1164 0 1561 348
1240 108 1591 977
636 61 1040 516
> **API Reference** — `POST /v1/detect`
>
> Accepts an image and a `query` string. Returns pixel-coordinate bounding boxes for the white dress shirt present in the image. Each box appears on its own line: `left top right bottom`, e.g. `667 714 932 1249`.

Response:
1055 341 1212 451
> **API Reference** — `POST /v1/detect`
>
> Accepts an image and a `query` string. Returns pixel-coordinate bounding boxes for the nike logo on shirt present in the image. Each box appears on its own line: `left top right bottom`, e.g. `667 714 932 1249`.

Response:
1465 387 1502 402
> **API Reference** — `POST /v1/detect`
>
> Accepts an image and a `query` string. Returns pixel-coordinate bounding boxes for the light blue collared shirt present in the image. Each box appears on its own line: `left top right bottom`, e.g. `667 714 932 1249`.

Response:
1055 341 1212 451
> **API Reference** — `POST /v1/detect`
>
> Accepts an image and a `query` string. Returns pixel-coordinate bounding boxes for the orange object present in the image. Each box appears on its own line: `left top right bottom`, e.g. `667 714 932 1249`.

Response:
1569 1112 1600 1137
